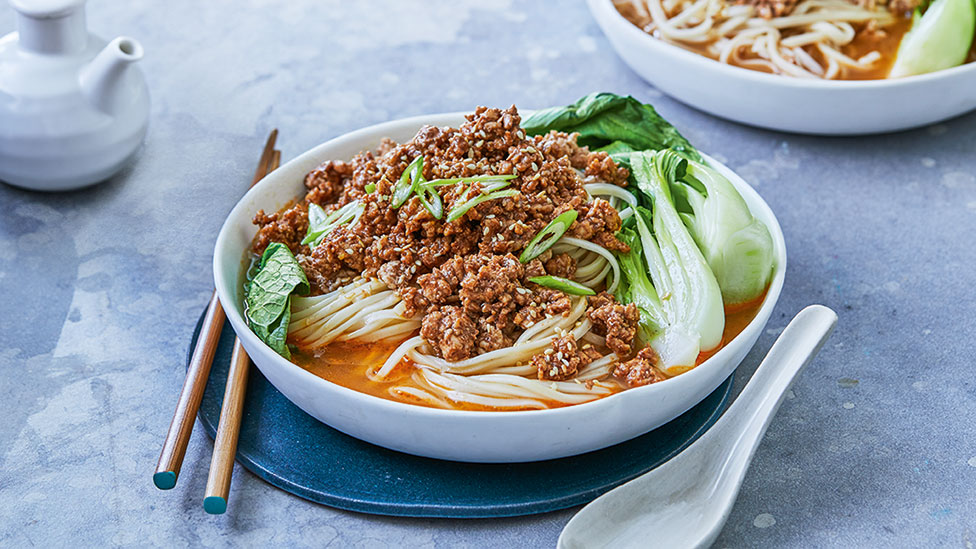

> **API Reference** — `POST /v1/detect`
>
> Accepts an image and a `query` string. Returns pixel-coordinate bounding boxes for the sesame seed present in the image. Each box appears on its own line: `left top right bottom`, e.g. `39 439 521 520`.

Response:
345 248 353 254
531 163 539 171
475 140 484 147
478 130 486 138
526 146 536 154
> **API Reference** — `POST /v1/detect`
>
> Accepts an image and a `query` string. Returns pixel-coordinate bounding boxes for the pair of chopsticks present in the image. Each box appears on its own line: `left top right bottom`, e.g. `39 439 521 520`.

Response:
154 130 281 514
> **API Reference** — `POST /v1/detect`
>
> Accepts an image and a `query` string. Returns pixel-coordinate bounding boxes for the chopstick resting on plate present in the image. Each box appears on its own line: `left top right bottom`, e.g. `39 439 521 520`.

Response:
153 130 279 491
203 145 281 514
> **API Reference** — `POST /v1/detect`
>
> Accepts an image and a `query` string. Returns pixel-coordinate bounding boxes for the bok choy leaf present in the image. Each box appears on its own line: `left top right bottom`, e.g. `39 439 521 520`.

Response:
665 151 775 306
521 92 702 163
889 0 975 78
245 242 309 358
617 151 725 375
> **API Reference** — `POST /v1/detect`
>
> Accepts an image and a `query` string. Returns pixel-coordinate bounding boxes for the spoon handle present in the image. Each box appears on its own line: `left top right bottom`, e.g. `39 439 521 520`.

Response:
715 304 837 464
558 305 837 549
697 304 837 529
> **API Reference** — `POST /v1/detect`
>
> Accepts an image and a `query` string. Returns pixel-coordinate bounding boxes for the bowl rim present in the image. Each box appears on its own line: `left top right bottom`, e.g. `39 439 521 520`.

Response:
213 111 787 421
588 0 976 89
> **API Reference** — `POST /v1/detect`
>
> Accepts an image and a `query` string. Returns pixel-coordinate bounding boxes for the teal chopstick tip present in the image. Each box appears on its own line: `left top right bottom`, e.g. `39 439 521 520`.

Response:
153 471 177 490
204 496 227 514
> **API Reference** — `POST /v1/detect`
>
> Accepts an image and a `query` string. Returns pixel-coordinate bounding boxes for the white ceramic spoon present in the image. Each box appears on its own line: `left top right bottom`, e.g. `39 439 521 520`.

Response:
558 304 837 549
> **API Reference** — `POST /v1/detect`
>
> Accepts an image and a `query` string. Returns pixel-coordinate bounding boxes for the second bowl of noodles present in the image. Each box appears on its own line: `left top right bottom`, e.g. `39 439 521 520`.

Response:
589 0 976 134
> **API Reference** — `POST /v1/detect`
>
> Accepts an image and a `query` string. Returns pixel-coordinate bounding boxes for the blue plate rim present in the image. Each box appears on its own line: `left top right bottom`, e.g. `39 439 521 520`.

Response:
191 312 733 518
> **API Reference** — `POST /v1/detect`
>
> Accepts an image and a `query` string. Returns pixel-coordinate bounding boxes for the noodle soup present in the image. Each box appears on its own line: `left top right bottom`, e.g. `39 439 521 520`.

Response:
241 97 777 412
613 0 975 79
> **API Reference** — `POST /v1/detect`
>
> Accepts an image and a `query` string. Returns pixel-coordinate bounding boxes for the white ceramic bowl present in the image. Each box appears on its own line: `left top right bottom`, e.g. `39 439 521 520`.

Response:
587 0 976 135
213 112 787 463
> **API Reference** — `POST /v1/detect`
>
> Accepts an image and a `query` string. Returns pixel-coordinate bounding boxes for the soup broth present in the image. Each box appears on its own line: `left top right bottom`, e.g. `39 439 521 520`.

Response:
292 296 766 411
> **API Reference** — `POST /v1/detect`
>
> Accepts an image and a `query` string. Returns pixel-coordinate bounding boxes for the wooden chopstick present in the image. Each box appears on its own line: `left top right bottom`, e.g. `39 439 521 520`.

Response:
252 129 279 186
202 340 252 514
153 129 279 491
203 140 282 514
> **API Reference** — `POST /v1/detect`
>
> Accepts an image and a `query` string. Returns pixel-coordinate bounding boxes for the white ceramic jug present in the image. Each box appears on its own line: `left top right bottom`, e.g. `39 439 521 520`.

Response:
0 0 149 191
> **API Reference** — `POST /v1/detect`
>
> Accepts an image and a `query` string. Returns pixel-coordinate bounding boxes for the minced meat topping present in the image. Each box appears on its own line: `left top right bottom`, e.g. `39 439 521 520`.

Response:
253 105 638 364
615 347 666 387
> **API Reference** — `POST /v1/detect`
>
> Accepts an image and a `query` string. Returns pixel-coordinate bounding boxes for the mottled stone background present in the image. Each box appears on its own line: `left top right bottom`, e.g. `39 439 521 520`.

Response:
1 1 974 547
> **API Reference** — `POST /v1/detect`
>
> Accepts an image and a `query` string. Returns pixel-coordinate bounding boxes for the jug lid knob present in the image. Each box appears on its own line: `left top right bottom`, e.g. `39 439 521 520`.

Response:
9 0 85 19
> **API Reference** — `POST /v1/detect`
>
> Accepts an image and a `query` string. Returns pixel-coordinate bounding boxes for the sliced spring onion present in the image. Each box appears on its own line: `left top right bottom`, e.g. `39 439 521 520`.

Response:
481 178 514 193
302 201 364 247
392 155 425 208
519 209 578 263
302 203 329 246
307 202 328 229
425 174 517 187
528 275 596 296
417 184 444 219
446 189 520 222
364 183 376 194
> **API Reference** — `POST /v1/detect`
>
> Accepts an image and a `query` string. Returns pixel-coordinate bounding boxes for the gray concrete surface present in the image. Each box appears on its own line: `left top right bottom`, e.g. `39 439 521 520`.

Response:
1 1 974 547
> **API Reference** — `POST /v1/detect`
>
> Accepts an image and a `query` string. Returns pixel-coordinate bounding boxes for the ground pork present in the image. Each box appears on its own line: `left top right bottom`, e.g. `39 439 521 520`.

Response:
252 205 308 255
420 306 477 362
253 105 633 363
533 335 602 381
614 347 666 387
587 292 640 357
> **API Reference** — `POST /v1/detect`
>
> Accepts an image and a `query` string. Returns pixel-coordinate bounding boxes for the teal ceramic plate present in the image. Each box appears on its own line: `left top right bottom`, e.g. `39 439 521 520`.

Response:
192 311 733 518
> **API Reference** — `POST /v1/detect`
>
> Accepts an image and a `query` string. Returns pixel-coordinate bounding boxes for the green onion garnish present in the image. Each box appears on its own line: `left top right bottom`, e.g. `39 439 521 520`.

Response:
481 179 513 193
424 174 517 187
527 276 596 296
446 189 520 222
392 155 424 208
519 209 578 263
307 201 328 229
302 201 363 247
364 183 376 194
418 184 444 219
390 161 518 221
